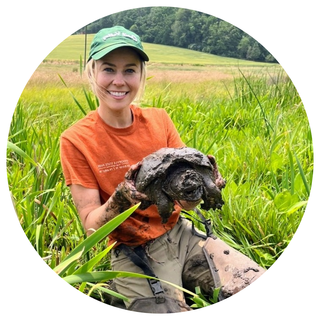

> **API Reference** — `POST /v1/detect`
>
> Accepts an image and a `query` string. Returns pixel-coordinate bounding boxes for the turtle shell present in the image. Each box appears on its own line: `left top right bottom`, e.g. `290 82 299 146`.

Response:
135 147 213 191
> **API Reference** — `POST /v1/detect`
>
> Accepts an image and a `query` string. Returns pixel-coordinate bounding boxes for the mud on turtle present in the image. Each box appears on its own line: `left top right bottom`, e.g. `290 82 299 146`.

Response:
135 147 225 223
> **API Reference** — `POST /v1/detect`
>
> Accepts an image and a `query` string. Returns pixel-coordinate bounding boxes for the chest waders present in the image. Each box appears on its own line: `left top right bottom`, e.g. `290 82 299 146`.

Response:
118 243 192 312
118 208 265 312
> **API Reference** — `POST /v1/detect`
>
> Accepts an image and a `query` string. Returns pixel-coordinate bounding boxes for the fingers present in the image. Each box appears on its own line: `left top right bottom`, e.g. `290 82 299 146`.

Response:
124 161 142 180
125 180 149 202
121 162 149 203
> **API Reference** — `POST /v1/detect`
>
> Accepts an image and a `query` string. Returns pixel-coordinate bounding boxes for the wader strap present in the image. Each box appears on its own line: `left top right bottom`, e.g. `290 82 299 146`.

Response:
182 207 217 239
118 244 166 304
182 209 223 293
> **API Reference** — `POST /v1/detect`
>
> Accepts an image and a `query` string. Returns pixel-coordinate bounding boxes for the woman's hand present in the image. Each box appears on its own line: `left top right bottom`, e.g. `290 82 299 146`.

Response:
70 162 149 235
113 162 149 211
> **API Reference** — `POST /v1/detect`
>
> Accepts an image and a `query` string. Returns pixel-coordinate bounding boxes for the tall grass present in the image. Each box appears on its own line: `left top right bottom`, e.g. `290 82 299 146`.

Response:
7 67 312 306
157 70 312 267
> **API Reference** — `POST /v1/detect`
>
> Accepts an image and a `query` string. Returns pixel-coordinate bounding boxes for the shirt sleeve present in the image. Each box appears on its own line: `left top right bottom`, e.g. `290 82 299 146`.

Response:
60 134 99 189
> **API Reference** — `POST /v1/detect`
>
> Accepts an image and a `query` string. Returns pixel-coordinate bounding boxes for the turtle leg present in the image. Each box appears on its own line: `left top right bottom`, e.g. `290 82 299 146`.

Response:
155 191 175 224
141 179 175 223
199 168 224 210
207 155 226 190
138 199 154 210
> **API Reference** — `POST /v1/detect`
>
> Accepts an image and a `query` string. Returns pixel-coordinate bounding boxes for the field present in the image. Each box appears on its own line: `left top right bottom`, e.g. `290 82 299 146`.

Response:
7 34 313 307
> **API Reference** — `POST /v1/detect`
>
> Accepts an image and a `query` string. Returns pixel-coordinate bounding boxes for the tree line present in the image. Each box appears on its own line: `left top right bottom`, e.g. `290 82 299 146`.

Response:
77 7 277 63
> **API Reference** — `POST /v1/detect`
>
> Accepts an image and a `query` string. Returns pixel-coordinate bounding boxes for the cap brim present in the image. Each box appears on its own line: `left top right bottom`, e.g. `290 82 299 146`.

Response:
90 43 149 62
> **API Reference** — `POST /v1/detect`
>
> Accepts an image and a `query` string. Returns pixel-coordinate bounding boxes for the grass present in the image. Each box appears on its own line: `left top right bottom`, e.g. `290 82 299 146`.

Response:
7 42 312 308
150 71 311 267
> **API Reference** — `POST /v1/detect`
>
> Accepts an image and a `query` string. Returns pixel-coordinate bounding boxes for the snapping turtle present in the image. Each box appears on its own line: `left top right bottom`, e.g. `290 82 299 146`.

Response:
135 147 225 223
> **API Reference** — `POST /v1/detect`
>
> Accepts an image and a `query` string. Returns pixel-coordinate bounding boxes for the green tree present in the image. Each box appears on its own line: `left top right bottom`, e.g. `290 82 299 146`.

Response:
79 7 276 63
238 36 251 59
246 42 261 60
171 8 193 47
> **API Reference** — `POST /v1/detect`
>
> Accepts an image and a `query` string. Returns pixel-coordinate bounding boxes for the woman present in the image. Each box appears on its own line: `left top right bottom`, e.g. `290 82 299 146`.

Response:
60 26 265 313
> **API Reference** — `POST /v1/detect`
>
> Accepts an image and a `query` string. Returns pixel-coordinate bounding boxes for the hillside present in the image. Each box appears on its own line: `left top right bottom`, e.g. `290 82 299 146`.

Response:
45 34 272 67
77 7 276 63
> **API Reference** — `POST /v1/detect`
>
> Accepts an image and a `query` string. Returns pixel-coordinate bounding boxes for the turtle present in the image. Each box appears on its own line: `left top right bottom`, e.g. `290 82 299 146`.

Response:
135 147 225 223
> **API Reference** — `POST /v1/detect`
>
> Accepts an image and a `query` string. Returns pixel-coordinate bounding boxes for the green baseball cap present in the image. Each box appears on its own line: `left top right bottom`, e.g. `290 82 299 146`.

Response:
88 26 149 62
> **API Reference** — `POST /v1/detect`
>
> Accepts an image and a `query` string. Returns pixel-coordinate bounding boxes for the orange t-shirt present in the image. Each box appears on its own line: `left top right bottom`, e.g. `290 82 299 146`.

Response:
60 105 185 246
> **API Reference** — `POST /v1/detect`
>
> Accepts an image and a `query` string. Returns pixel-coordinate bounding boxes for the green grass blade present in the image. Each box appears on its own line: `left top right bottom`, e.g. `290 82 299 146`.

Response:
288 150 295 194
212 287 221 303
73 243 116 275
58 74 87 115
294 152 310 196
87 282 129 302
286 200 308 216
7 141 38 167
63 270 155 284
238 68 274 134
54 249 84 275
35 224 44 257
63 270 196 297
82 87 98 111
60 203 140 263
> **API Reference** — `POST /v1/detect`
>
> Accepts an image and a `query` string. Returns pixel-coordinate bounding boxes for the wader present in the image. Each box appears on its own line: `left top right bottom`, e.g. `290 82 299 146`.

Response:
109 213 265 313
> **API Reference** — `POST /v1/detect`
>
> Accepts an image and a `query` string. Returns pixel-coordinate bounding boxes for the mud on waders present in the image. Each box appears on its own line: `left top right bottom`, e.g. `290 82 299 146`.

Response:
184 207 222 292
188 208 266 300
120 207 265 311
116 208 223 312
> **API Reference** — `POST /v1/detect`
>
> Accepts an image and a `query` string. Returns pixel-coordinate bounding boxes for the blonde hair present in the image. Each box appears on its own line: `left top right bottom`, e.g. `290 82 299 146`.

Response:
85 57 147 105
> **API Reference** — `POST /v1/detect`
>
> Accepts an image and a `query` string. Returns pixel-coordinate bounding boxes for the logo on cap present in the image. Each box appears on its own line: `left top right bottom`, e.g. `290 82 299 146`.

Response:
102 31 138 43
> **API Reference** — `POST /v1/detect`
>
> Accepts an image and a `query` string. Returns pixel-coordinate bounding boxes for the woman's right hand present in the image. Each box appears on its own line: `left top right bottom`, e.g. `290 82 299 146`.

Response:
70 162 149 235
113 162 149 210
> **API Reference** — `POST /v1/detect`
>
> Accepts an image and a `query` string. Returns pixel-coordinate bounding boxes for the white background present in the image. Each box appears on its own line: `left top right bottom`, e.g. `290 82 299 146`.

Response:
1 1 319 319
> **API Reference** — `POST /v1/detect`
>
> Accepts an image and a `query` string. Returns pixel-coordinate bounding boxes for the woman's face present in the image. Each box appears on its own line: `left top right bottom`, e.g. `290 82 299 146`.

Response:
95 47 142 111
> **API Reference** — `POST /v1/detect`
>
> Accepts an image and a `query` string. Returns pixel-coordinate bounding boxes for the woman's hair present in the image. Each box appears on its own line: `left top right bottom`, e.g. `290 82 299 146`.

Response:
85 55 147 105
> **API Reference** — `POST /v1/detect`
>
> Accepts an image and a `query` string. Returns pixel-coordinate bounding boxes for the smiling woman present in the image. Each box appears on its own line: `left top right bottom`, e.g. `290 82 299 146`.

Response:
58 25 267 313
90 48 143 127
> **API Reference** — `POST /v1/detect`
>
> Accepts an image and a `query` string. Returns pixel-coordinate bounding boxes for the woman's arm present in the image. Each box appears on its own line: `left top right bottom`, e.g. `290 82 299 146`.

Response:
70 184 116 234
70 162 148 235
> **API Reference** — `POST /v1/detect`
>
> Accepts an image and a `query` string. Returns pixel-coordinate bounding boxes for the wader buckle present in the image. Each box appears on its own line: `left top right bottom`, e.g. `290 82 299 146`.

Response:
148 278 166 303
119 244 166 304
